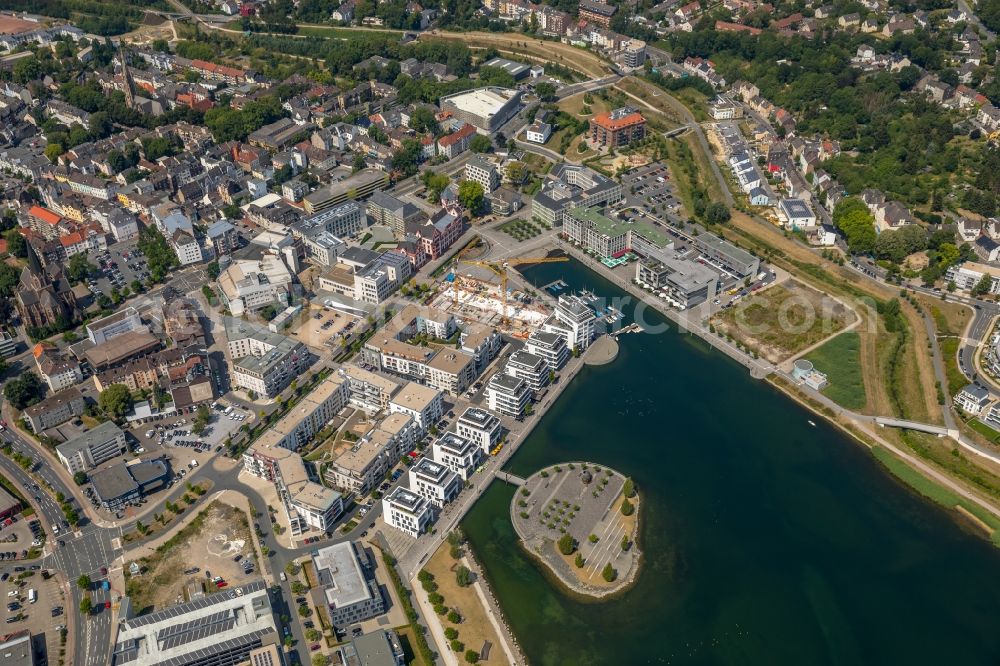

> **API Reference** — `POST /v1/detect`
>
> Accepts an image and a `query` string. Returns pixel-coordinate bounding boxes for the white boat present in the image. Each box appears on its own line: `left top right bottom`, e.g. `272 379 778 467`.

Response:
808 420 816 427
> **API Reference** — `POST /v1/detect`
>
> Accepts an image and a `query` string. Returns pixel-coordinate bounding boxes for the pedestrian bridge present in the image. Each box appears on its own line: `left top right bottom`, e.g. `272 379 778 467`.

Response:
874 417 956 439
496 472 526 487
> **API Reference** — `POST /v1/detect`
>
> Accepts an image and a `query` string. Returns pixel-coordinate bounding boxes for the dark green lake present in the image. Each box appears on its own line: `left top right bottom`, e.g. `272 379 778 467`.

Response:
462 258 1000 665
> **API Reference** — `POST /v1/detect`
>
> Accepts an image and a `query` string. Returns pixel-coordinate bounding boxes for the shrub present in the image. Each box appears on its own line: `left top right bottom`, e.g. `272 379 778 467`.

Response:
434 603 447 615
623 478 635 498
557 533 576 555
588 534 599 543
445 627 458 640
450 640 465 652
574 553 585 568
421 580 438 593
428 593 444 605
602 563 617 582
621 498 634 516
455 565 472 587
465 649 480 663
447 610 461 624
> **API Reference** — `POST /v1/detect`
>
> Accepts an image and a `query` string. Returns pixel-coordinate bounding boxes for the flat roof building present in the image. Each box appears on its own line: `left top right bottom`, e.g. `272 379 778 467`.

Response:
382 487 433 538
111 580 279 666
455 407 503 455
408 458 461 507
91 460 170 511
485 373 531 419
335 630 404 666
312 542 385 628
432 432 483 481
303 169 389 214
439 87 522 134
56 421 127 474
694 233 760 278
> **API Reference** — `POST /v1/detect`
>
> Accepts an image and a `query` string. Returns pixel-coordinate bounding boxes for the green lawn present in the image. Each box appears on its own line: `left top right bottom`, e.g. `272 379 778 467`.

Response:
968 418 1000 443
805 330 866 410
938 337 966 396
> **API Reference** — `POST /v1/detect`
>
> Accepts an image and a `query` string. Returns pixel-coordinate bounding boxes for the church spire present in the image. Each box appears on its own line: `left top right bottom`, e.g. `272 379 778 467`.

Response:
119 44 137 111
25 237 41 276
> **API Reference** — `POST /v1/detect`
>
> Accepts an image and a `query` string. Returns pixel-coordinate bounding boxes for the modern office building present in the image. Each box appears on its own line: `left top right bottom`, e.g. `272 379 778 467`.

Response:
367 192 425 237
216 255 294 316
295 201 365 241
111 580 280 666
530 164 622 227
303 169 389 214
636 256 719 308
455 407 503 454
694 233 760 278
485 373 531 419
432 432 484 481
311 542 385 628
334 630 405 666
56 421 127 474
439 87 522 134
382 487 433 538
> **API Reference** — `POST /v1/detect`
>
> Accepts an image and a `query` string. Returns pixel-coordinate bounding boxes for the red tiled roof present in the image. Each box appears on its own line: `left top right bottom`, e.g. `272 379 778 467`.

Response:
590 110 646 131
59 232 84 248
29 206 62 226
438 123 477 147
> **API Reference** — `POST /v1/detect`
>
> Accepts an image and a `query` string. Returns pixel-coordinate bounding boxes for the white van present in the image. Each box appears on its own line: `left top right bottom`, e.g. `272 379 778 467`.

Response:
27 589 36 604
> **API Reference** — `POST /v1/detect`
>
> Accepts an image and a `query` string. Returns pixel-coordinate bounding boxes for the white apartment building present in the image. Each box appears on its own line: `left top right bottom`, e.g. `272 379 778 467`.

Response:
464 156 500 194
225 318 309 398
289 484 344 533
382 487 433 538
432 432 484 480
456 407 503 454
35 348 83 392
252 374 348 450
505 350 550 393
525 330 570 370
171 229 203 265
460 323 502 375
217 255 293 316
340 365 403 412
408 458 461 508
485 373 531 419
388 382 444 434
542 294 597 352
326 437 392 495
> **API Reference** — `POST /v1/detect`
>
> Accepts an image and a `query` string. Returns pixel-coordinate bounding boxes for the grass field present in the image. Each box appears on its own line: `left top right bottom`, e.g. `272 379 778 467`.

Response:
967 418 1000 443
296 24 401 38
806 330 866 410
712 280 855 363
939 336 967 396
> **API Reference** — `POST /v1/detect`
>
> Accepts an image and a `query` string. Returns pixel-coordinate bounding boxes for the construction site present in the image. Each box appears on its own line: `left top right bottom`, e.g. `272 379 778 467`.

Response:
431 243 570 338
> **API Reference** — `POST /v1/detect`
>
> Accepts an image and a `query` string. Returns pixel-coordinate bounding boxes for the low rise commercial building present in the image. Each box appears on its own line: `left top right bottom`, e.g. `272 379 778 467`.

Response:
635 255 718 308
217 255 294 316
334 630 405 666
440 87 522 134
90 459 170 511
56 421 127 474
111 580 280 666
303 169 389 214
86 307 144 345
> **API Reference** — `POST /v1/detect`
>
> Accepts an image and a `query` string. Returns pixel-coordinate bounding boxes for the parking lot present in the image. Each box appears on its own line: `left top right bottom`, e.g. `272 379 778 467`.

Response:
289 304 360 352
621 163 683 213
0 514 43 562
83 238 150 297
2 565 67 663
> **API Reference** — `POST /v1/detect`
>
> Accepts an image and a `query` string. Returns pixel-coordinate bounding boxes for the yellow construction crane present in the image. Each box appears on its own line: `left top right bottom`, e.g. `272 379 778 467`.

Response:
458 256 568 323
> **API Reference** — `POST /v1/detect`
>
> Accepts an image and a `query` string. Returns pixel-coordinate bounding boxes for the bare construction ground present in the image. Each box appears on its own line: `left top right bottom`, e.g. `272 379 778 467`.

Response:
712 280 855 364
124 502 258 614
419 31 611 78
